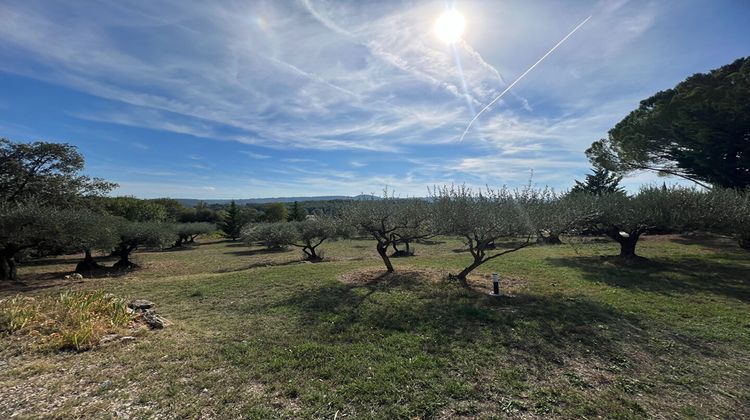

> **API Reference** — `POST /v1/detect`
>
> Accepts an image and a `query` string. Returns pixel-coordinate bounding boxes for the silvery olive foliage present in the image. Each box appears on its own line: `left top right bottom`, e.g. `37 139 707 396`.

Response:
0 205 126 278
0 205 81 281
431 185 560 284
174 222 216 247
564 186 744 258
62 211 121 272
243 222 298 250
705 187 750 249
242 216 342 260
342 190 431 272
113 220 177 268
288 216 341 261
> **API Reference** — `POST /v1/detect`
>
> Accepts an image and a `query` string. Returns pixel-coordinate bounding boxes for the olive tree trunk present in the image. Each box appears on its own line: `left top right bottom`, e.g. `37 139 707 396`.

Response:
451 237 533 287
0 251 18 282
605 230 642 258
452 256 483 287
113 245 137 269
75 249 102 273
537 231 563 245
376 242 394 272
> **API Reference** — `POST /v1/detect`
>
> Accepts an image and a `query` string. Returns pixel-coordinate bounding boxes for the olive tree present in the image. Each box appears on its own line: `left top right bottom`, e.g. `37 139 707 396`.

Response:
242 222 298 250
701 188 750 250
343 192 432 273
287 217 341 261
738 193 750 249
174 222 215 247
65 212 121 273
242 217 340 261
389 214 433 256
0 205 81 281
432 185 558 285
113 221 176 268
566 186 734 259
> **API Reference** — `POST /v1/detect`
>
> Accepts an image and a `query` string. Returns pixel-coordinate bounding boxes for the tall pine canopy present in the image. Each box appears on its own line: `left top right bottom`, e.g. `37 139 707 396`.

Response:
586 57 750 189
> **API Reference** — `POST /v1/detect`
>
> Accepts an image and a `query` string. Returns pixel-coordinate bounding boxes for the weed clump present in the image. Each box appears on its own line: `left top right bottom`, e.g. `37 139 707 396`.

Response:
0 290 133 351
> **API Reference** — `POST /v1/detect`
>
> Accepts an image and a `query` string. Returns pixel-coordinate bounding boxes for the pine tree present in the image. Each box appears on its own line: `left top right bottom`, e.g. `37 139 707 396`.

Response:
586 57 750 189
571 167 625 196
288 201 307 221
220 200 248 240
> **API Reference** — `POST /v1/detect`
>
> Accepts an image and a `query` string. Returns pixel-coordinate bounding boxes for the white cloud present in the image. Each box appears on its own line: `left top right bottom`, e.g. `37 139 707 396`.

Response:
240 151 271 159
1 0 723 198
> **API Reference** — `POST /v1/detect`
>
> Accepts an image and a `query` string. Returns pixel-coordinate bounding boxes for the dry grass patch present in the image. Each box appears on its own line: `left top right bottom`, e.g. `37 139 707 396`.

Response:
0 290 140 352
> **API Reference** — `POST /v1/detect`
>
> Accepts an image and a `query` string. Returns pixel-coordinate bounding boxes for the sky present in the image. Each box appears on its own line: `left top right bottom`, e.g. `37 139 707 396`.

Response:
0 0 748 199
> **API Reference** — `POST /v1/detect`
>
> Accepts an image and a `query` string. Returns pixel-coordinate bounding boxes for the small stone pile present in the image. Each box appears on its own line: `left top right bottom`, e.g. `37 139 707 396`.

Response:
127 299 171 329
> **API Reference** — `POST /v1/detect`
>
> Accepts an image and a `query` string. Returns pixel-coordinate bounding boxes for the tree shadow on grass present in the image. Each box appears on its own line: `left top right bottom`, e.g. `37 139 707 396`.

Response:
216 259 306 273
671 233 745 254
1 263 134 295
224 242 250 248
546 255 750 302
161 245 198 252
266 270 657 370
224 247 292 257
415 238 445 245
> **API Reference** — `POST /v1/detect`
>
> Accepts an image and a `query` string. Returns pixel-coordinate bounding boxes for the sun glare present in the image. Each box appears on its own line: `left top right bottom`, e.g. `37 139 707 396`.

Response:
434 9 465 44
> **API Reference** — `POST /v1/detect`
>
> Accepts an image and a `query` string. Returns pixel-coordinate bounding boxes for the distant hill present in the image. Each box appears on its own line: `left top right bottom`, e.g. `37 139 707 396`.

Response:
175 194 377 207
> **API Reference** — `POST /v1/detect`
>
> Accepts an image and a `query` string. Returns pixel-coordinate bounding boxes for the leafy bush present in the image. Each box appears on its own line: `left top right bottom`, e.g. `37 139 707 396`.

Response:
174 222 216 246
243 222 298 249
0 290 133 351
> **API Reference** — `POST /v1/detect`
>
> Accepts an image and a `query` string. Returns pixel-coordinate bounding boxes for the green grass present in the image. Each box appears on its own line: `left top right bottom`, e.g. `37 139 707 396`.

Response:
1 235 749 418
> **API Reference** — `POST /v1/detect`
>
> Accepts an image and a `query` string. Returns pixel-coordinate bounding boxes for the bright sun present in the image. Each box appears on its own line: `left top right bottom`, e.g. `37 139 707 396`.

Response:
434 10 465 44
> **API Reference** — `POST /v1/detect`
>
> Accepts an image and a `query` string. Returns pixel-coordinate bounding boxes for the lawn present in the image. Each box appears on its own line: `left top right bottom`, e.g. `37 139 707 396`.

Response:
2 235 749 418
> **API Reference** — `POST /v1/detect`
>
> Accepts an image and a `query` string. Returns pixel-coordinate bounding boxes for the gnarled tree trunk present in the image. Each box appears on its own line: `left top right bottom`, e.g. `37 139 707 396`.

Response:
537 230 563 245
75 248 102 273
452 256 483 287
113 245 137 269
1 251 18 282
376 241 394 272
605 229 641 258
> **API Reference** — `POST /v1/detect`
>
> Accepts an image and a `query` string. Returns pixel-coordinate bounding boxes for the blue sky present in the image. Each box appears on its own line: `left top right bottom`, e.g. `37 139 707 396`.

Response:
1 0 748 198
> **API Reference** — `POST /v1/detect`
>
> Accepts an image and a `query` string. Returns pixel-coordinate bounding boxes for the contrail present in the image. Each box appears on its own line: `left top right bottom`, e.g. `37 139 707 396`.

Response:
459 15 592 142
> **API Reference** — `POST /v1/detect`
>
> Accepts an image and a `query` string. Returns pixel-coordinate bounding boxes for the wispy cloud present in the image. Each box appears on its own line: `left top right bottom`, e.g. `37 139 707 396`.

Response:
240 151 271 159
1 0 738 198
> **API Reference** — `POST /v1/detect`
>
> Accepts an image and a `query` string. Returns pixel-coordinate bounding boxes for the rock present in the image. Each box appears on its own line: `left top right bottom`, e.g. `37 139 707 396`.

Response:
143 311 170 329
120 336 136 342
128 299 155 311
99 334 119 346
70 273 83 280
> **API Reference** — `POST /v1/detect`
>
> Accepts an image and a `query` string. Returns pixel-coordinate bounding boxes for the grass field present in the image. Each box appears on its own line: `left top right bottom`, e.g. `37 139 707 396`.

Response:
2 235 749 418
